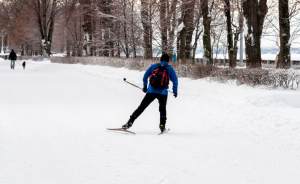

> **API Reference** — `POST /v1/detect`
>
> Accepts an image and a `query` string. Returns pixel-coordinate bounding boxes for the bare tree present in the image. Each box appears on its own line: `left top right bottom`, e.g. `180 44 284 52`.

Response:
223 0 235 67
167 0 178 55
121 0 130 57
160 0 168 53
242 0 268 68
79 0 93 56
129 0 138 58
277 0 291 68
141 0 153 59
32 0 62 56
222 0 243 68
62 0 78 56
192 0 203 62
100 0 114 57
0 3 10 33
0 0 41 55
201 0 212 64
65 1 83 56
177 0 196 63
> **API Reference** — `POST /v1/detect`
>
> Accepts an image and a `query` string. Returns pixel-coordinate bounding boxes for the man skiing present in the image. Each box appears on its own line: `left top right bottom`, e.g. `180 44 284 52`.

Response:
8 49 17 70
122 53 178 133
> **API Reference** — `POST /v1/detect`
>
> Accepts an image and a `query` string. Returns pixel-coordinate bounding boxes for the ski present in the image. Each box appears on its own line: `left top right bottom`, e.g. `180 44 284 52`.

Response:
107 128 170 135
158 128 170 135
106 128 136 134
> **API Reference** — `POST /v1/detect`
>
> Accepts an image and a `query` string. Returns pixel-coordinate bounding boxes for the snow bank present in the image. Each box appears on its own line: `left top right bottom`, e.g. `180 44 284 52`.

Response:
0 61 300 184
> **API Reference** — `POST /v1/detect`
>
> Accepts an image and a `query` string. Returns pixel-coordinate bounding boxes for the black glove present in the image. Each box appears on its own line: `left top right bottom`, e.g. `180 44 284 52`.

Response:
174 92 177 98
143 85 147 93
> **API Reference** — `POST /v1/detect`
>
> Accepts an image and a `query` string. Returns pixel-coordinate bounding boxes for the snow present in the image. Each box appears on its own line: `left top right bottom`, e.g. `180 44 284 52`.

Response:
0 52 9 56
1 60 300 184
51 53 67 57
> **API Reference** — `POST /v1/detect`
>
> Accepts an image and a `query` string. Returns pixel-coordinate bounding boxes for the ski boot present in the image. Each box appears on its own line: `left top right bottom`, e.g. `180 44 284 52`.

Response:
159 123 166 133
159 117 167 133
122 118 133 130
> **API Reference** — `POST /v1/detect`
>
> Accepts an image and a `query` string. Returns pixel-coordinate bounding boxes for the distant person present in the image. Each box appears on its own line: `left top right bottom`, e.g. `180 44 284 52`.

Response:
122 53 178 133
8 49 17 69
22 61 26 70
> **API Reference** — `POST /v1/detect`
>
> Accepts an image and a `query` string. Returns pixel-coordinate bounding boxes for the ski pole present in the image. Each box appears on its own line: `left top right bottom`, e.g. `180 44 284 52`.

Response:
123 78 174 94
123 78 143 90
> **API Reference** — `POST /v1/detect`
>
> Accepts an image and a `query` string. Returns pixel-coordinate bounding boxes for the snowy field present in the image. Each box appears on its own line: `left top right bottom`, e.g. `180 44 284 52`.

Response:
0 59 300 184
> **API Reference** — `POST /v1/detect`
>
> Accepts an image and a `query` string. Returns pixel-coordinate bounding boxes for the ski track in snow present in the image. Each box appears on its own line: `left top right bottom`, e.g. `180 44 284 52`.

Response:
0 59 300 184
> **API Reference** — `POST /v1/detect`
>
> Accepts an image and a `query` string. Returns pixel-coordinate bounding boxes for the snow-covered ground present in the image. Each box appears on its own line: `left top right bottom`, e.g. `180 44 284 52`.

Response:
0 59 300 184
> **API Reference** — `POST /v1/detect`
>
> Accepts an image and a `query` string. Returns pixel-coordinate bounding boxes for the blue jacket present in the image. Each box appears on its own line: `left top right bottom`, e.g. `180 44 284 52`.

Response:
143 61 178 96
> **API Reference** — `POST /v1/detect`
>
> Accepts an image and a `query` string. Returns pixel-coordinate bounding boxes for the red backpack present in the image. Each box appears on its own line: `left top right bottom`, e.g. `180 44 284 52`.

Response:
149 64 169 89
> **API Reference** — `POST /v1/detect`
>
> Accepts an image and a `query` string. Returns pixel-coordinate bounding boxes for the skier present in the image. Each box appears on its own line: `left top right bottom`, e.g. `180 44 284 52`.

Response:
8 49 17 70
122 53 178 133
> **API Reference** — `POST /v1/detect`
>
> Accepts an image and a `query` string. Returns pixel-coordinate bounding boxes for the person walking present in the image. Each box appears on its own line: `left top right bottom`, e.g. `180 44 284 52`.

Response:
8 49 17 69
122 53 178 133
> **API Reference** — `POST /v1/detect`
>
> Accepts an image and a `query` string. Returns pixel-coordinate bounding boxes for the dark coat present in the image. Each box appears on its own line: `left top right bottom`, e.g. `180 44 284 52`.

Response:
9 50 17 61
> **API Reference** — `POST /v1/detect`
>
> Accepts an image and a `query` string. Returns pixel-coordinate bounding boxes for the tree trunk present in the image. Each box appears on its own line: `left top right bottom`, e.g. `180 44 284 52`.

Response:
102 0 113 57
178 0 195 63
202 0 212 65
160 0 168 53
242 0 268 68
122 0 129 58
224 0 236 68
177 27 186 62
33 0 57 56
63 0 77 56
141 0 153 59
130 1 137 58
277 0 291 69
80 0 92 56
167 0 178 55
192 1 203 63
115 20 122 57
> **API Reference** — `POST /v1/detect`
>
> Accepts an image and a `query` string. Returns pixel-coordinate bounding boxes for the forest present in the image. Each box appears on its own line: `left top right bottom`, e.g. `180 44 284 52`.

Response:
0 0 300 69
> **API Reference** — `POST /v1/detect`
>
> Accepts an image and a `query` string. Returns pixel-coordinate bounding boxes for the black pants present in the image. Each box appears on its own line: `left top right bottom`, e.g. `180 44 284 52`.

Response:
129 93 168 126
